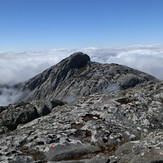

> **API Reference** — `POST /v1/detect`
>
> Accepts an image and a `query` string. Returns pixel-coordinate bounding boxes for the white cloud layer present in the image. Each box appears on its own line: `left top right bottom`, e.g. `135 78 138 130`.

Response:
0 44 163 106
0 44 162 85
0 85 30 106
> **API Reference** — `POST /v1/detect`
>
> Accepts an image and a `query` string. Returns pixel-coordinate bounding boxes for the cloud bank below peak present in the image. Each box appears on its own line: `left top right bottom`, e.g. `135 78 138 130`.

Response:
0 44 163 86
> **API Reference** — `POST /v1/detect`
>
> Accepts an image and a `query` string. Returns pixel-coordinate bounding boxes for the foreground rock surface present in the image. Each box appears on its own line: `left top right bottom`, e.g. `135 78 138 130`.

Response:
20 52 158 102
0 81 163 162
110 130 163 163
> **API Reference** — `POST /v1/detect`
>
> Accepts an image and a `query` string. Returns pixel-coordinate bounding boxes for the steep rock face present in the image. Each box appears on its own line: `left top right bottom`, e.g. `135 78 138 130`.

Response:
0 81 163 162
20 52 158 102
20 52 90 101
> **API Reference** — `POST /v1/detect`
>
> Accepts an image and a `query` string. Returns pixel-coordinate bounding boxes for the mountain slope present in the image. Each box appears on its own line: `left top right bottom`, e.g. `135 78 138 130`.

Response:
0 53 162 162
20 52 158 102
0 81 163 162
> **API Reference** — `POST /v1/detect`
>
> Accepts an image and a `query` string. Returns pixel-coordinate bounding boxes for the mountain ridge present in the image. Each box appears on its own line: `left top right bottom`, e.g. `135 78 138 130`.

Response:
20 52 158 102
0 52 162 163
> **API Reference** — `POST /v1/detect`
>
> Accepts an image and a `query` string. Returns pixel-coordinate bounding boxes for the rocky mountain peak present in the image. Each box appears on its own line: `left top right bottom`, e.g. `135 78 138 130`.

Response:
56 52 90 73
66 52 90 69
20 52 158 102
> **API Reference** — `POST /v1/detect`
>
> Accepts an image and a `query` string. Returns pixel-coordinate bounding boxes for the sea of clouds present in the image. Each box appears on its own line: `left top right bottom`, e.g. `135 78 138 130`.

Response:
0 44 163 105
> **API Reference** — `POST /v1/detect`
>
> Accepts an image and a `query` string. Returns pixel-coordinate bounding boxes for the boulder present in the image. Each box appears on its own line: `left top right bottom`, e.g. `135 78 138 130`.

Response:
0 102 39 130
45 142 101 161
0 99 65 132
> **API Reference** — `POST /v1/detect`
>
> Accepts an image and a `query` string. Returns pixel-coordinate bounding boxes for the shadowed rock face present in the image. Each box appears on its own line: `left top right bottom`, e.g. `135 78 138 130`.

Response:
0 99 65 134
20 52 158 102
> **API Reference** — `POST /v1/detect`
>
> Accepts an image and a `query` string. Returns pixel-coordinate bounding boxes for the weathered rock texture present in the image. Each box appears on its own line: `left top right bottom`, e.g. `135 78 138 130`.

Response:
0 99 65 134
110 130 163 163
0 80 163 162
20 52 158 102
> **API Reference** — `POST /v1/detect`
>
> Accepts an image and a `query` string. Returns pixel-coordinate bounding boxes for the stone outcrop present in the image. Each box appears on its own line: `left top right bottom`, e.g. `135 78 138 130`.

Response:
20 52 158 102
0 99 65 134
0 80 163 162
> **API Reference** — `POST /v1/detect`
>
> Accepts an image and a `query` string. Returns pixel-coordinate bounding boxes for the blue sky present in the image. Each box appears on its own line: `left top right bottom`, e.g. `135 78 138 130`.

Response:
0 0 163 51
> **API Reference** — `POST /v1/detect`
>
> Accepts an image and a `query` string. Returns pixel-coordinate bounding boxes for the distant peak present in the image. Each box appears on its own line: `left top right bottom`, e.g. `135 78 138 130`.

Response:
68 52 90 69
69 52 89 59
70 52 85 56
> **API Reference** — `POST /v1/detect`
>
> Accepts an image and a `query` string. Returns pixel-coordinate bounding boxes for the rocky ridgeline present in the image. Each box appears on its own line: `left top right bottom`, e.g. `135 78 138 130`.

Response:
0 53 162 162
20 52 158 102
0 80 163 162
